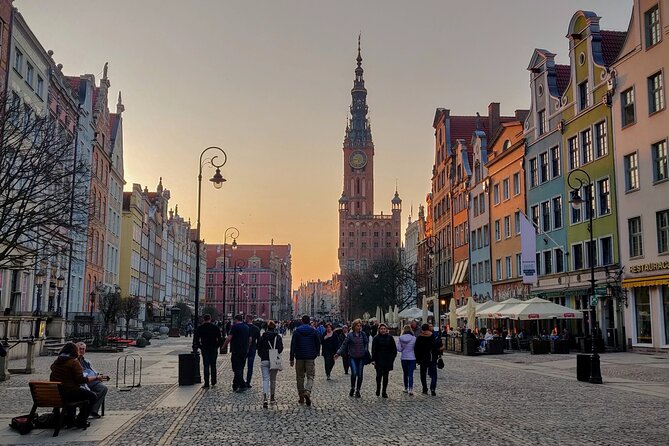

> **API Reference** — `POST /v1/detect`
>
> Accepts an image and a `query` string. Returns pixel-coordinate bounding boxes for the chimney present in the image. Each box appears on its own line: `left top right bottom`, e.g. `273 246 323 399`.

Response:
515 109 530 124
487 102 500 137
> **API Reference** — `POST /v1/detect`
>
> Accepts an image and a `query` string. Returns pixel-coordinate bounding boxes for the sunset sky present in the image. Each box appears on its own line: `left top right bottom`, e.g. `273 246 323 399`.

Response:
16 0 633 287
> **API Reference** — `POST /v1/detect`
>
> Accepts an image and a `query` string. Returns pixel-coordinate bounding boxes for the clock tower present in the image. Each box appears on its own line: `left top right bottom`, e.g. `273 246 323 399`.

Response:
338 37 402 276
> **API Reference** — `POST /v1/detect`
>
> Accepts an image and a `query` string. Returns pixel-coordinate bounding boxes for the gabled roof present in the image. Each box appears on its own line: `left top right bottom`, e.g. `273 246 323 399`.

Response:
600 30 627 66
206 244 291 269
555 64 570 96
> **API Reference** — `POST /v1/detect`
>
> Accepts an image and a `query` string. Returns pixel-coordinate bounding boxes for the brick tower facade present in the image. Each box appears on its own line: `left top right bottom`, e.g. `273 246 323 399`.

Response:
338 38 402 274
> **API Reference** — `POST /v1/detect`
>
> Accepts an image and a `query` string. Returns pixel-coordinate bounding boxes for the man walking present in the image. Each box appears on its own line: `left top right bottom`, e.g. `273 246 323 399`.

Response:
245 314 261 388
222 314 250 392
289 314 320 406
195 314 223 388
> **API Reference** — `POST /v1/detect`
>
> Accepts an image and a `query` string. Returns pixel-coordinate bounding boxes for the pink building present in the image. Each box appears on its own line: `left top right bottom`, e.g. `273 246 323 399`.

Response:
205 243 291 321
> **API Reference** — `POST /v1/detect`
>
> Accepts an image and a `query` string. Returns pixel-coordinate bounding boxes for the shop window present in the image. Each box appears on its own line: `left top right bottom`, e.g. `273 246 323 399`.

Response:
635 288 652 343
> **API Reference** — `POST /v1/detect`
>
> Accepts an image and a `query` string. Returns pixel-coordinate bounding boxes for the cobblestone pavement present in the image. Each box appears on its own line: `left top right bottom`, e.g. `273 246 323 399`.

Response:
0 336 667 445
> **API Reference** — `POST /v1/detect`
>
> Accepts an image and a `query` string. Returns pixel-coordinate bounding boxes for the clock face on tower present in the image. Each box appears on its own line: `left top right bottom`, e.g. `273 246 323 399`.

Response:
349 150 367 169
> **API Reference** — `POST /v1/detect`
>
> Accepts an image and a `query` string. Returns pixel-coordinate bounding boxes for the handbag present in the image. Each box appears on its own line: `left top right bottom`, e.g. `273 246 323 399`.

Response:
437 356 445 369
363 349 372 365
268 336 283 371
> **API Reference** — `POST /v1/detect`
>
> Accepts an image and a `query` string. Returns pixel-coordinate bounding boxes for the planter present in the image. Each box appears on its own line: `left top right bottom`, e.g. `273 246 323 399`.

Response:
530 339 550 354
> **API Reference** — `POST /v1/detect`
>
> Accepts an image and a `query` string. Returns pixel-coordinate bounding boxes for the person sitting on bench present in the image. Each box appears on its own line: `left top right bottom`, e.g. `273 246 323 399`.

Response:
49 343 99 429
76 342 108 418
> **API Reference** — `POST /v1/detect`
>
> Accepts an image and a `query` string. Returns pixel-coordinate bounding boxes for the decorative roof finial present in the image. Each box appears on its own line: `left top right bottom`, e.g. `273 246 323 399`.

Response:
476 112 482 131
357 33 362 67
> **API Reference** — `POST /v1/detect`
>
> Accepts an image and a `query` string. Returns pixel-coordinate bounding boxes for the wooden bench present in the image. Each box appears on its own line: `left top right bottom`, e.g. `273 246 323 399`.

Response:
28 381 87 437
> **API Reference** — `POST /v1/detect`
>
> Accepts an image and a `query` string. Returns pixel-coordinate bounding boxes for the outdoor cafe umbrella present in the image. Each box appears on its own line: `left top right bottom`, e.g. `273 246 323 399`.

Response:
466 296 477 329
477 298 524 319
448 298 457 330
498 297 582 320
455 300 497 318
399 307 431 320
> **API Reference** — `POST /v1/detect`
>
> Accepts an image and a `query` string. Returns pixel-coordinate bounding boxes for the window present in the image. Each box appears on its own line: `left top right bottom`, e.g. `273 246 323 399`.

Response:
13 48 22 73
471 231 477 250
624 152 639 191
635 288 652 343
539 152 549 183
473 196 478 217
621 88 636 126
496 259 502 280
26 62 33 86
595 178 610 216
516 254 522 278
555 248 564 273
581 129 593 164
531 205 539 228
541 201 551 232
502 178 510 200
472 263 478 285
658 209 669 254
493 184 500 205
484 260 491 282
585 240 598 268
479 193 485 214
513 173 520 195
645 4 661 48
594 121 608 157
506 256 512 279
663 286 669 344
550 146 561 178
529 158 538 187
601 236 613 266
568 136 579 170
478 262 484 283
629 217 644 258
514 211 521 235
552 196 562 229
578 81 589 111
483 225 489 246
538 109 547 135
652 140 668 182
648 72 665 113
536 252 542 276
543 251 553 275
477 228 482 249
494 220 501 241
504 216 511 238
573 244 584 270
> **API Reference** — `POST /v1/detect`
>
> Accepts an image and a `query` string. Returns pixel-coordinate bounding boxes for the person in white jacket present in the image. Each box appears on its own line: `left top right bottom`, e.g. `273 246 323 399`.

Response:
396 325 417 395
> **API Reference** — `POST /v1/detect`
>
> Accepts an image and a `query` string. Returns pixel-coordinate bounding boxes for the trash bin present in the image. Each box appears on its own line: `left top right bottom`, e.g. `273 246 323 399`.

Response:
178 353 201 386
577 353 591 382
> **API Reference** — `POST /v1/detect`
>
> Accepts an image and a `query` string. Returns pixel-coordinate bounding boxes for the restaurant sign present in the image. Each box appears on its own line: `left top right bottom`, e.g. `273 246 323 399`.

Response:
629 261 669 274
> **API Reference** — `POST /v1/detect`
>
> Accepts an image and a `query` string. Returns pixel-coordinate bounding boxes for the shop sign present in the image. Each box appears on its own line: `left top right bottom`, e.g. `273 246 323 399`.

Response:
629 261 669 274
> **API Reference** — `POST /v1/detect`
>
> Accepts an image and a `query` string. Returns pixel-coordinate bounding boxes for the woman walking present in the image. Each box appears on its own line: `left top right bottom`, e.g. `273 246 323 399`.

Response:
257 320 283 408
415 323 442 396
396 325 417 395
335 319 369 398
371 323 397 398
321 322 339 380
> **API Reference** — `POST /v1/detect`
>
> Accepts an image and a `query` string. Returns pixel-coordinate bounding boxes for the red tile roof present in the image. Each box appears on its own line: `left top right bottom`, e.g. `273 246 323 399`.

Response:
600 30 627 66
206 244 291 269
555 64 570 96
450 115 516 169
65 76 81 95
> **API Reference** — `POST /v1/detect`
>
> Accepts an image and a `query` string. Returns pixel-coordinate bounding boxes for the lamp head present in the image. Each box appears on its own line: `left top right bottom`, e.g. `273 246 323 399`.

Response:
232 239 238 250
210 168 226 189
56 275 65 289
569 189 584 210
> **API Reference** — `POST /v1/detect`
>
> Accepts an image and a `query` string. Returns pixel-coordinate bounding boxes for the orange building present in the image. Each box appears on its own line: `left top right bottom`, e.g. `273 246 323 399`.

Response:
486 120 527 301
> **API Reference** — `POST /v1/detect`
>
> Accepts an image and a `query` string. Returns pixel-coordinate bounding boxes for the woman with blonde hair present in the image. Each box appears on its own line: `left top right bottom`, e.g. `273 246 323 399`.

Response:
396 324 417 395
335 318 369 398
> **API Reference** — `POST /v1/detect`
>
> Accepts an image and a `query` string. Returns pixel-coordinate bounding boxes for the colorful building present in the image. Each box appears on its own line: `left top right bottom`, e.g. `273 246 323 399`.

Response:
468 128 491 301
611 0 669 352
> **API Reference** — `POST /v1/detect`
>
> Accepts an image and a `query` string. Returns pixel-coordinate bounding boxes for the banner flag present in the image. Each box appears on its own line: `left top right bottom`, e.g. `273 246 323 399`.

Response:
520 212 537 285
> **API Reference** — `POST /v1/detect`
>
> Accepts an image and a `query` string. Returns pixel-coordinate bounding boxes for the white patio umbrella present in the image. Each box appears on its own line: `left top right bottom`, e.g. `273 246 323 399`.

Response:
448 298 457 330
455 300 497 318
499 297 583 320
466 297 477 329
477 298 524 319
399 307 431 320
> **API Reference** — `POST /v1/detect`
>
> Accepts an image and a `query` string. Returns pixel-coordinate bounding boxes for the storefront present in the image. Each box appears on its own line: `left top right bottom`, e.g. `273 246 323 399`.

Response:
622 262 669 352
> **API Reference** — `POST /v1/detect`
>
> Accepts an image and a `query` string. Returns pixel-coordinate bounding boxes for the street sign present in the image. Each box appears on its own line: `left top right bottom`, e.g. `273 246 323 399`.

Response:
595 286 607 296
590 295 599 306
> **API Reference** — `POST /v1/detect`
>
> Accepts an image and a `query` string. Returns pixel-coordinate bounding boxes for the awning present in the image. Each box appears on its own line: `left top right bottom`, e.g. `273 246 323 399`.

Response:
621 274 669 289
449 261 464 285
450 260 468 285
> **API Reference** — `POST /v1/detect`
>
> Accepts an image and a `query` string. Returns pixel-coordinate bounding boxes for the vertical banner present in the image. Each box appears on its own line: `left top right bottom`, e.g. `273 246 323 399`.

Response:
520 213 537 285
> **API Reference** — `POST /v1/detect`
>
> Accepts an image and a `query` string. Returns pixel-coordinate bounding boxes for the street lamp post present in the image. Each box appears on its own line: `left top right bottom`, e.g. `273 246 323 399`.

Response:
193 146 227 353
33 270 46 316
423 234 441 323
56 275 65 317
568 167 603 384
221 227 239 332
232 259 245 317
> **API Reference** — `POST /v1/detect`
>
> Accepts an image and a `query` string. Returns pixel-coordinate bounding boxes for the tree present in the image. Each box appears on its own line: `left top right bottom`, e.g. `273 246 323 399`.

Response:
99 289 121 338
174 302 192 330
0 94 89 269
119 296 141 340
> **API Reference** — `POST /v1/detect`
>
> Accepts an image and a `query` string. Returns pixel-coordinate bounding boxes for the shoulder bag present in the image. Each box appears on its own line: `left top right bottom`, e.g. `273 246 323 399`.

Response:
268 336 283 371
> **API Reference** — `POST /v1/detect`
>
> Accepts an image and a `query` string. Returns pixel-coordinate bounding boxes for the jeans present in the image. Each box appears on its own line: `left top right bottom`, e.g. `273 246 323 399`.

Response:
231 352 246 389
401 359 416 390
294 359 315 397
88 382 108 414
64 388 97 424
323 354 335 377
201 347 218 385
419 362 437 391
349 357 365 390
246 347 256 385
260 360 278 396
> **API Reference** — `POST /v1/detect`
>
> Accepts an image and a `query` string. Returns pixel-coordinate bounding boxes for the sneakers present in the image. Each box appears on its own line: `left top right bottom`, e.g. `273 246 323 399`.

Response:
263 394 268 409
304 392 312 406
298 395 305 404
349 388 355 397
270 395 276 405
355 389 361 398
403 388 408 393
408 388 414 396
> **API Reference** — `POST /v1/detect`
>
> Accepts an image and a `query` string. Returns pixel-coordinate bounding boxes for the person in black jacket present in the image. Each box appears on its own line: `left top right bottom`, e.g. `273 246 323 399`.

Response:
371 323 397 398
290 315 321 406
414 323 443 396
257 320 283 408
195 314 223 388
245 314 261 388
321 322 340 380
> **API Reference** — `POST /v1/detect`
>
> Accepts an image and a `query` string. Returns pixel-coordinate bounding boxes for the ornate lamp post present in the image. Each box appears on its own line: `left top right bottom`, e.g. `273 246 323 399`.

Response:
221 226 239 332
56 275 65 317
33 270 46 316
568 167 602 384
423 234 442 323
231 259 245 317
192 146 227 352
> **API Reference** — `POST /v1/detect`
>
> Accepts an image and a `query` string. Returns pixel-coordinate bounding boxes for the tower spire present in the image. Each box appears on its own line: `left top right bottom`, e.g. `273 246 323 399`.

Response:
348 35 372 147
